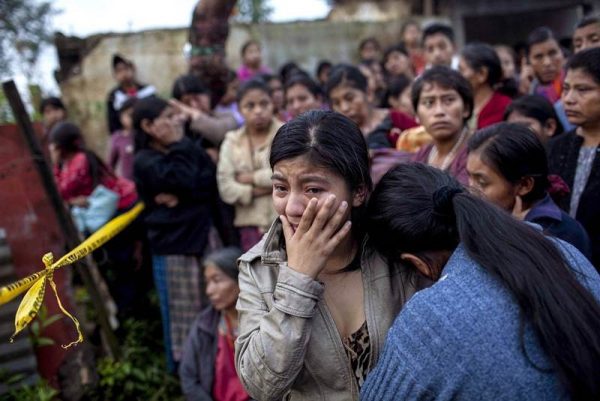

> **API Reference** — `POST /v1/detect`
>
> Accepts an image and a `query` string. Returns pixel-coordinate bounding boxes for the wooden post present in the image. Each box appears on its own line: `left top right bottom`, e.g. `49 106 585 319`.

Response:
2 80 120 358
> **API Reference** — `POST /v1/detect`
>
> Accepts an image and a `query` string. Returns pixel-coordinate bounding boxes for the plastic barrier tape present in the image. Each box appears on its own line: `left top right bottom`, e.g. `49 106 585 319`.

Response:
0 203 144 348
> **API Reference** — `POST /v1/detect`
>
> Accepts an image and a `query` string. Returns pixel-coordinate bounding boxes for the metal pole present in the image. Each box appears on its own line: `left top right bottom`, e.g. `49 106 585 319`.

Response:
2 80 120 358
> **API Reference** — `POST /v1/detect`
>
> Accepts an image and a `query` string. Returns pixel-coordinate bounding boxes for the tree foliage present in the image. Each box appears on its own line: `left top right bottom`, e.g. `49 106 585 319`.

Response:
0 0 57 79
236 0 273 23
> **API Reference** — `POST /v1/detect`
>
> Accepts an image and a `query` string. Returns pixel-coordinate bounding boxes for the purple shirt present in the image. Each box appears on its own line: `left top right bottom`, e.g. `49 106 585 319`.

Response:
236 65 272 82
412 143 469 185
108 130 135 180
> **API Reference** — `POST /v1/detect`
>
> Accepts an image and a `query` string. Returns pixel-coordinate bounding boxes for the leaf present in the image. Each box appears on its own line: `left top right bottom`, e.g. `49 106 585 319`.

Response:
35 337 55 347
41 313 62 328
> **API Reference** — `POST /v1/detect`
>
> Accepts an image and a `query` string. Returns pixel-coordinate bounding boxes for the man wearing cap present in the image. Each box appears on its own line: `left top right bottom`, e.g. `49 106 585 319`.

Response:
106 54 156 134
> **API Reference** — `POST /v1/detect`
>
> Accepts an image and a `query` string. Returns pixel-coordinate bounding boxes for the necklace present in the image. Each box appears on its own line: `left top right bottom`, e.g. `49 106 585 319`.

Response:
428 128 468 171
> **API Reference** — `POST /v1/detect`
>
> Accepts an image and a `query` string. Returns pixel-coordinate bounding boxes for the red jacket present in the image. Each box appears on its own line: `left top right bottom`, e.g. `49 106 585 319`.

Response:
477 92 512 129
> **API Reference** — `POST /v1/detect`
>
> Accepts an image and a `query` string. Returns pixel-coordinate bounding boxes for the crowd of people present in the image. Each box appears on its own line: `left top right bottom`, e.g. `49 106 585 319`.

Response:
39 14 600 401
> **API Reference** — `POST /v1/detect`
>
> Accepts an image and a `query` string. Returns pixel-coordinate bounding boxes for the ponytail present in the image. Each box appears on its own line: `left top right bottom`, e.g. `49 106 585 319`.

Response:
367 163 600 400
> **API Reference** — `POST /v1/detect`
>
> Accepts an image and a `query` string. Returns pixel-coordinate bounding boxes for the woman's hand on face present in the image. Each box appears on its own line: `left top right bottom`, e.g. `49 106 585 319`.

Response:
280 195 352 279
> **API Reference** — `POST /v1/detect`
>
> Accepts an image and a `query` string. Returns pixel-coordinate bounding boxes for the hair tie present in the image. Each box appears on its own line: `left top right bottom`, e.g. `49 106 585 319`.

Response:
432 186 462 219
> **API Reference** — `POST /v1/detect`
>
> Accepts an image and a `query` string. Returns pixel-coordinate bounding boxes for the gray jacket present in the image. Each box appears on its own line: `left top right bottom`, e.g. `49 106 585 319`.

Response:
234 220 419 401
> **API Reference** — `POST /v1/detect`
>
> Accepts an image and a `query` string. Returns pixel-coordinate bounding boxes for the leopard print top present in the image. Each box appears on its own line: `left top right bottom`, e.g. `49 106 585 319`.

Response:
342 321 371 390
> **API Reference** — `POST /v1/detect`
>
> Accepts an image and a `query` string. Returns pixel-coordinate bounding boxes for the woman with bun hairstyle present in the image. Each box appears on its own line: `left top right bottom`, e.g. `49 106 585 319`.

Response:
361 162 600 400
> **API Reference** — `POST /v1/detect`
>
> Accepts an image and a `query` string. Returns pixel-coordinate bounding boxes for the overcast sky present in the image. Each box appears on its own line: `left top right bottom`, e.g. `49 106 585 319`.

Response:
27 0 330 93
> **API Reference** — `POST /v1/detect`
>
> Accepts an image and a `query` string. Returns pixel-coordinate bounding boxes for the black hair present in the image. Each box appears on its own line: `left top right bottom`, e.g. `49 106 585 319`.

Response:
422 23 455 45
172 74 209 100
240 39 259 57
118 97 137 114
367 162 600 400
461 42 503 87
39 97 66 114
576 14 600 30
503 94 563 136
112 53 132 69
270 110 372 251
526 27 558 55
236 78 272 104
325 64 369 97
382 75 412 108
49 122 113 186
383 43 409 63
279 62 304 83
132 96 170 151
468 122 549 203
225 69 238 84
411 66 474 122
359 37 380 51
284 74 323 98
316 60 332 78
566 46 600 84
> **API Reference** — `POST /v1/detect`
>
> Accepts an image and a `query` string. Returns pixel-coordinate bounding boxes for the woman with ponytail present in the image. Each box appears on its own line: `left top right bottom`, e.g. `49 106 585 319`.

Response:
466 122 591 258
361 162 600 400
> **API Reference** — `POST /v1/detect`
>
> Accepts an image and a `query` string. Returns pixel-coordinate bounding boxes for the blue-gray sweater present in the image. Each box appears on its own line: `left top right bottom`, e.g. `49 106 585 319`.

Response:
361 242 600 400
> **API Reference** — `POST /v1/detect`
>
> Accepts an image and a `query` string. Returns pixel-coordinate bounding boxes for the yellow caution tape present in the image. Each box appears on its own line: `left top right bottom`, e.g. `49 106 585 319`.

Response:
0 202 144 348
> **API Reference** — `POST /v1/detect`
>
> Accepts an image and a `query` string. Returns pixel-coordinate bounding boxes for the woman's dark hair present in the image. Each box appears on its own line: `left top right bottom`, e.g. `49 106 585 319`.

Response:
118 97 137 114
526 27 558 55
284 74 322 98
316 60 332 78
270 110 372 254
566 47 600 85
359 37 380 52
240 40 259 57
383 43 409 64
49 122 113 186
236 78 272 104
39 97 66 114
325 64 369 97
132 96 169 151
503 94 564 136
172 74 209 100
411 66 474 122
468 122 549 203
203 246 243 282
279 61 304 83
461 42 503 87
367 162 600 400
382 75 412 108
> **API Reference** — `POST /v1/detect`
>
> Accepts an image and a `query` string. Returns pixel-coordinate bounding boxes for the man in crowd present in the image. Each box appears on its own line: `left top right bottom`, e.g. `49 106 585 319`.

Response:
422 23 458 69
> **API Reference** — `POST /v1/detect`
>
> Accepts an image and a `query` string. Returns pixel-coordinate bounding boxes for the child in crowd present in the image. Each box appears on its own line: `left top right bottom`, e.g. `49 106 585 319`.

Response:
237 40 271 82
504 94 563 143
214 70 245 126
40 97 67 136
108 97 136 180
383 43 414 81
401 20 425 74
315 60 332 88
362 162 600 400
217 79 282 251
358 37 381 64
259 73 288 122
132 96 219 372
106 54 155 134
284 74 323 119
411 66 472 185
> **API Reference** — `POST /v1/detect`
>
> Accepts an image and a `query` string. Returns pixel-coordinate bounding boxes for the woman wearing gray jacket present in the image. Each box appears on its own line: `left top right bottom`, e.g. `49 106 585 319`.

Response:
234 110 419 401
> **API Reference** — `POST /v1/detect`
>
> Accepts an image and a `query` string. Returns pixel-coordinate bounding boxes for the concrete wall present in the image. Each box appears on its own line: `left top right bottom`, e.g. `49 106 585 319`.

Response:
58 18 434 156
